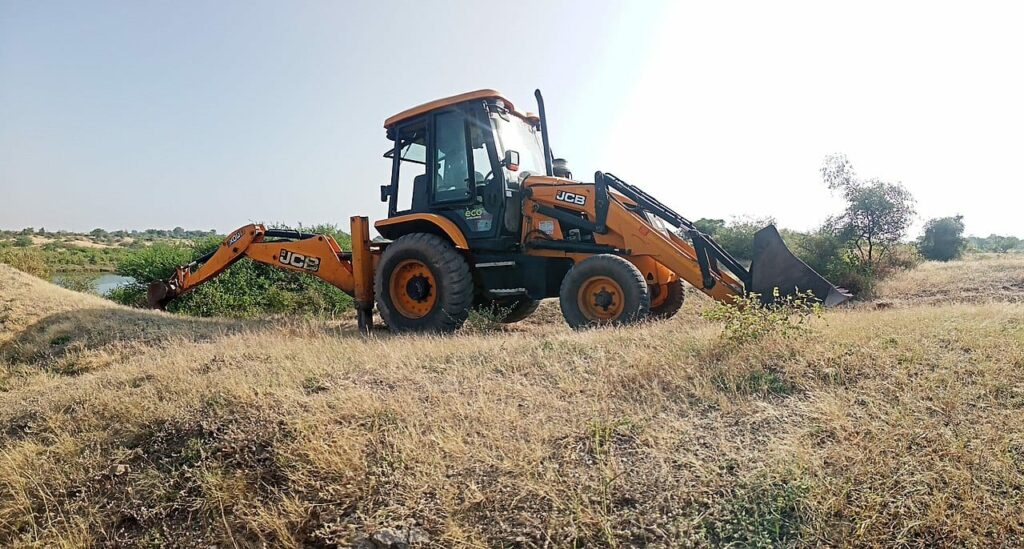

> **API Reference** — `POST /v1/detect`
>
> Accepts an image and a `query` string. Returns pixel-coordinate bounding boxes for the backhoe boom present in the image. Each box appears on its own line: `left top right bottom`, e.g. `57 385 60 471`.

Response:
147 217 377 331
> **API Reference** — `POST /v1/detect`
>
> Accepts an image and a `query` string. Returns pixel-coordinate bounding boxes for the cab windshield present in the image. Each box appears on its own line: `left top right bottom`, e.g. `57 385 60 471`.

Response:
491 113 547 178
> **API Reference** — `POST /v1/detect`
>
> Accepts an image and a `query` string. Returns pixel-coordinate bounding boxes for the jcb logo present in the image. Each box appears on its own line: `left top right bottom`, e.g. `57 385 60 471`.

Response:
555 190 586 206
279 250 321 272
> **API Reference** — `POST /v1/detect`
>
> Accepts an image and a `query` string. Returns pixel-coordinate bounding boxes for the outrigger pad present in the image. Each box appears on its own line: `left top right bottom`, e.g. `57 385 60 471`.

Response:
750 225 852 307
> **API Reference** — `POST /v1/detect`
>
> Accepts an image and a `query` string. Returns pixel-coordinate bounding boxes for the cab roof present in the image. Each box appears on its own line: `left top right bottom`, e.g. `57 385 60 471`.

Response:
384 89 524 128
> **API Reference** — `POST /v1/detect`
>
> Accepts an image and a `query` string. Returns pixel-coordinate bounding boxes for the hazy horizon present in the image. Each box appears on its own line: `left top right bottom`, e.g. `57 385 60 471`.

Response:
3 1 1023 237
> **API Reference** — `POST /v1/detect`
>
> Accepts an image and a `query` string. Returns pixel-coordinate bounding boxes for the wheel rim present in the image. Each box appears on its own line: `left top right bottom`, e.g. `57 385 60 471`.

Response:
577 276 625 322
389 259 437 319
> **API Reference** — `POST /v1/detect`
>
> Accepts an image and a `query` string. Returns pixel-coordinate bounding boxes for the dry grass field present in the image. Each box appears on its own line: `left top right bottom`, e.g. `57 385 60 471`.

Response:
1 255 1023 547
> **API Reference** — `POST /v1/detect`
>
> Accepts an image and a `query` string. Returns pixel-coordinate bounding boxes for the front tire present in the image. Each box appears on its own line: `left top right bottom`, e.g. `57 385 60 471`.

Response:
559 255 650 329
375 233 473 333
650 279 685 319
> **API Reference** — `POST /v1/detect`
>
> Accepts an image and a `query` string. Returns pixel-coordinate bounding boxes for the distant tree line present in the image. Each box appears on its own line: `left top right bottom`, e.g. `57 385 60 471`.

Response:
3 227 217 239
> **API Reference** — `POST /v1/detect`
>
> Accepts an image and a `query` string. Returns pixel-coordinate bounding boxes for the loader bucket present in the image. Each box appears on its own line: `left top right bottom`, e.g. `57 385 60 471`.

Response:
749 225 851 307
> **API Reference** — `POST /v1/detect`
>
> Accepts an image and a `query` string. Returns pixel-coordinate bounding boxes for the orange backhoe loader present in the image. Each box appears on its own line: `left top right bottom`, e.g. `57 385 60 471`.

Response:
147 89 850 333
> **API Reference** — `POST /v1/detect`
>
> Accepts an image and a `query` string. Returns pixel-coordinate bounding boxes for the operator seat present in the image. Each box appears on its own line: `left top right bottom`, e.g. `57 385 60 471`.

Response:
411 174 429 211
503 173 523 235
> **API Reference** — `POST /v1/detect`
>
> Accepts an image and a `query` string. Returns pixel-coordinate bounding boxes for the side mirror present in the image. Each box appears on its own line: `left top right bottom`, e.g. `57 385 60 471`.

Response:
502 150 520 172
380 184 391 202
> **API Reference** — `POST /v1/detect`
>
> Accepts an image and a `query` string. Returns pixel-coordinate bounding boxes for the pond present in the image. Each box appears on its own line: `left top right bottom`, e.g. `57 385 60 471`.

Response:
52 273 136 295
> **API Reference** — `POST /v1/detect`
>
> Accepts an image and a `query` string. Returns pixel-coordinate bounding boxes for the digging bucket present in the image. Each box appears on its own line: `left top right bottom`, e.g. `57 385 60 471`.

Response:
749 225 852 307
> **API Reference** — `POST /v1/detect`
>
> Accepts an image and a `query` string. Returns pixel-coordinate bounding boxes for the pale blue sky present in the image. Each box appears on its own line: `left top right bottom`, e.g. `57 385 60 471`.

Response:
2 1 1022 236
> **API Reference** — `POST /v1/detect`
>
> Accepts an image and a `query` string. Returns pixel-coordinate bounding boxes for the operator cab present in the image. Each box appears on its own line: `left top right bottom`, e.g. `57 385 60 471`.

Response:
379 90 548 249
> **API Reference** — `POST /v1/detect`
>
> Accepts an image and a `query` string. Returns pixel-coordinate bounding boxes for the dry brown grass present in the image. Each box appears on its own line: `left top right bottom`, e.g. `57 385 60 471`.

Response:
876 253 1024 306
1 259 1023 547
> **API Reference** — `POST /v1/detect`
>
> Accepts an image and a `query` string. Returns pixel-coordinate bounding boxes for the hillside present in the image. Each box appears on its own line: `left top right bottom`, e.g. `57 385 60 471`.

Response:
1 257 1023 546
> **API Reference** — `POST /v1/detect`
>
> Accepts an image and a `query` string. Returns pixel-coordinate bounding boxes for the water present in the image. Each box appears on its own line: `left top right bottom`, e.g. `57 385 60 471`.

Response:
51 273 135 295
94 273 135 295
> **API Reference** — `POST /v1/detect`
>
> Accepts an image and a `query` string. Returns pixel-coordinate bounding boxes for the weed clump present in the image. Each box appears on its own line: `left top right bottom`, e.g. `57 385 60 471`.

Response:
693 471 810 548
702 289 822 344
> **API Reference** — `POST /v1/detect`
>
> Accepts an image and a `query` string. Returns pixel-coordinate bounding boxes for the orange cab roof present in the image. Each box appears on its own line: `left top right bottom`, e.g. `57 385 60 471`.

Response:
384 89 516 128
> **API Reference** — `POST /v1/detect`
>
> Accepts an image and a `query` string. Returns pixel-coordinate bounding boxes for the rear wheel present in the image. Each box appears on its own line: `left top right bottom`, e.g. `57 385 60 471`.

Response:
650 279 685 319
375 233 473 333
559 255 650 329
474 296 541 323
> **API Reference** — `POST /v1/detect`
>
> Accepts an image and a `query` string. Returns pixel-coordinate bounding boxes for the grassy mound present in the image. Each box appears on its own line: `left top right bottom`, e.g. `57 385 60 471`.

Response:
1 260 1023 546
876 253 1024 305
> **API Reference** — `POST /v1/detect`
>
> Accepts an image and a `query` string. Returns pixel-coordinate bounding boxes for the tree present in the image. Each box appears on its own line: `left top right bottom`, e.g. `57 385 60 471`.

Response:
821 154 916 268
917 215 966 261
694 218 726 236
990 234 1022 253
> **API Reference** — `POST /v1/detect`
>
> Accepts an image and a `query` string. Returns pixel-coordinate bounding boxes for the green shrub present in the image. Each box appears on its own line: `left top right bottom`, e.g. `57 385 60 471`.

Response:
107 284 147 308
0 247 52 278
696 471 809 547
879 243 922 272
702 289 822 344
710 217 776 262
53 274 97 294
115 242 194 282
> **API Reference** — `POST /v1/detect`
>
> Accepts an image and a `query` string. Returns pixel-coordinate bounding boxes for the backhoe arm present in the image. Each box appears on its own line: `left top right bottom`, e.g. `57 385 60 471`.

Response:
147 217 377 330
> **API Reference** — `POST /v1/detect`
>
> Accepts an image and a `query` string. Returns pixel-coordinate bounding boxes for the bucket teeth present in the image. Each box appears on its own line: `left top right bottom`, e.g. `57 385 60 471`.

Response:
749 225 852 306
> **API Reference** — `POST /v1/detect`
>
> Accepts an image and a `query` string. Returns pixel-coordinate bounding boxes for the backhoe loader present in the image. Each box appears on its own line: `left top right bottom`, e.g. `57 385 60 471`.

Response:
147 89 850 333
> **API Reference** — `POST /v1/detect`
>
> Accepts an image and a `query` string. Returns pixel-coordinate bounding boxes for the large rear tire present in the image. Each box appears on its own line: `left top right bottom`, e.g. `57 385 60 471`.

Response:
559 255 650 329
375 233 473 334
474 296 541 323
650 279 685 319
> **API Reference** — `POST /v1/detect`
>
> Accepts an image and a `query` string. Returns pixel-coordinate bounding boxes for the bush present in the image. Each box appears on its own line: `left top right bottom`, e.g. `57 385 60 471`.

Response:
918 215 966 261
696 471 809 547
115 241 194 282
53 274 97 294
879 243 922 273
702 289 822 344
0 247 52 278
694 217 775 262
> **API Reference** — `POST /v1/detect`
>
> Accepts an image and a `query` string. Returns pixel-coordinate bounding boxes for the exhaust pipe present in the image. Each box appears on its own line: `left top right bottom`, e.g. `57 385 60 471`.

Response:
749 225 852 307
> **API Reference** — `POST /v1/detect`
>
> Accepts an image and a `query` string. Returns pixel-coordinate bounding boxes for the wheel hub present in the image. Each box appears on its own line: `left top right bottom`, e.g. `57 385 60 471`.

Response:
405 274 432 301
389 259 438 319
593 288 615 311
577 276 625 321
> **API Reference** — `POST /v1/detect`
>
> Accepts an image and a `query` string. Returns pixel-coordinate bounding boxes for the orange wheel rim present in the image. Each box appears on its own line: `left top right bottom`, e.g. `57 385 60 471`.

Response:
389 259 437 319
577 276 625 322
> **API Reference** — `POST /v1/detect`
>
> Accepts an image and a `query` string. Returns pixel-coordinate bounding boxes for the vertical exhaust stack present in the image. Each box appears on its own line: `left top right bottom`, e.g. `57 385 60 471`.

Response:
749 225 852 306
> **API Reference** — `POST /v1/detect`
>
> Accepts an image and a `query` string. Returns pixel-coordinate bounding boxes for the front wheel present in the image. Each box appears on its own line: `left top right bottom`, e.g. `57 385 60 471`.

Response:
649 279 685 319
559 255 650 329
375 233 474 333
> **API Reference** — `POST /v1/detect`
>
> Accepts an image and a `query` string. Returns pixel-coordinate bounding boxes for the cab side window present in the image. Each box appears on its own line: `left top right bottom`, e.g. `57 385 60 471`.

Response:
432 111 471 203
392 122 427 213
